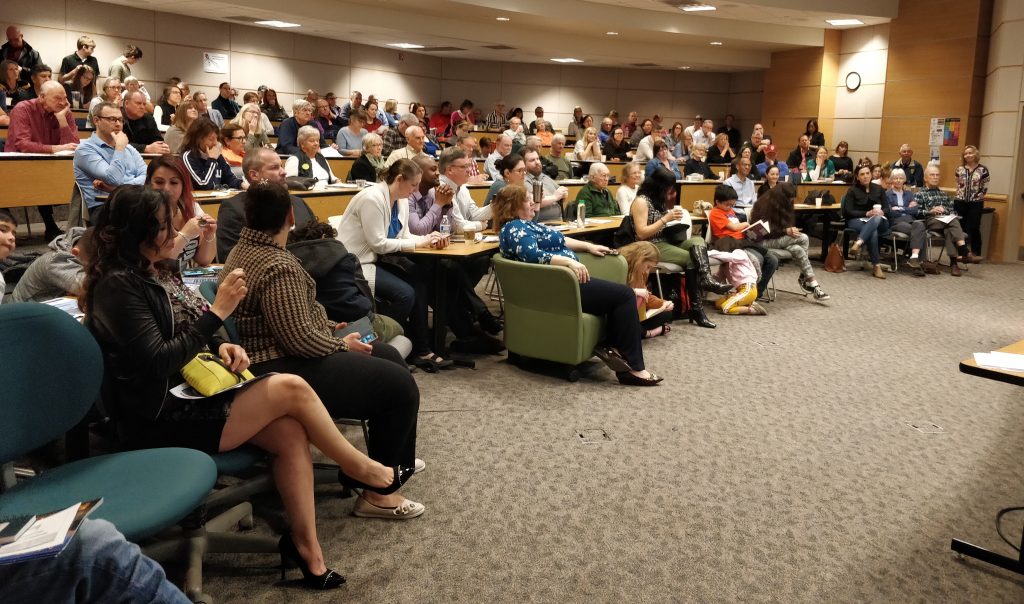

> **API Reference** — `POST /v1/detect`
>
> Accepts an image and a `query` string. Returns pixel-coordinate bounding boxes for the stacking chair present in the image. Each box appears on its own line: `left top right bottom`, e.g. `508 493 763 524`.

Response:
492 251 627 381
0 303 221 602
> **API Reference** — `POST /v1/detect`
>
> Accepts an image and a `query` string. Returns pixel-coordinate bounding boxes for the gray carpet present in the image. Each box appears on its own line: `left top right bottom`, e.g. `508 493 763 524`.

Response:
183 260 1024 601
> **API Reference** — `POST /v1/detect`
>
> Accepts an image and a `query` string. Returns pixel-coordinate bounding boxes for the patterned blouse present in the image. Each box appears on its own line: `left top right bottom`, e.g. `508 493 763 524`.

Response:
954 164 989 204
499 219 578 265
638 195 667 244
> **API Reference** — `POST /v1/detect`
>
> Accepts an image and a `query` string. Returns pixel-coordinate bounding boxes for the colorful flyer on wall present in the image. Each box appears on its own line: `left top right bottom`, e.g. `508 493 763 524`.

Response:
943 118 960 146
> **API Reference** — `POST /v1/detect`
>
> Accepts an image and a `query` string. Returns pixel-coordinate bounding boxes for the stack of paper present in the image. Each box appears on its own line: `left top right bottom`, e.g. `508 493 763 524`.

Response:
973 351 1024 372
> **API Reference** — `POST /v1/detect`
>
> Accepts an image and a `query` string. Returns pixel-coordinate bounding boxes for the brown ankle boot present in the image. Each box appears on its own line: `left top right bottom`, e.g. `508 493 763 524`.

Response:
950 262 962 277
872 264 886 279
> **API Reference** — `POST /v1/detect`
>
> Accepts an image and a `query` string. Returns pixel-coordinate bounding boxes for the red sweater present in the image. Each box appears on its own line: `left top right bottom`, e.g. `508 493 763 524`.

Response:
7 98 78 153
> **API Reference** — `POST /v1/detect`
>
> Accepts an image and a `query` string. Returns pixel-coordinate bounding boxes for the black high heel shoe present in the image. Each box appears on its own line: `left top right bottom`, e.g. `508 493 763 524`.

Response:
278 534 345 590
337 465 415 495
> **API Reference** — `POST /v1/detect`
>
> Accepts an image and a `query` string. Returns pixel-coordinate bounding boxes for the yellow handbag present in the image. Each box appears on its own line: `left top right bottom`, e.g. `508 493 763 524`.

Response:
181 352 255 397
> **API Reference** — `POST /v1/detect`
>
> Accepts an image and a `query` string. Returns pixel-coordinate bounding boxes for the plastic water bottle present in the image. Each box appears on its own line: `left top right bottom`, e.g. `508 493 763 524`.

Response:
577 200 586 228
439 214 451 239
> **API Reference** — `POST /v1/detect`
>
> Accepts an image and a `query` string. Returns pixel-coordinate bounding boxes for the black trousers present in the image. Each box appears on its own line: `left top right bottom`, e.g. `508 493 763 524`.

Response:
579 278 645 371
954 200 984 255
252 342 419 467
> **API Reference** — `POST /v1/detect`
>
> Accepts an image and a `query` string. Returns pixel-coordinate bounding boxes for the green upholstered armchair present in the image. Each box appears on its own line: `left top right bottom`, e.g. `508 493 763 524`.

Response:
492 251 628 381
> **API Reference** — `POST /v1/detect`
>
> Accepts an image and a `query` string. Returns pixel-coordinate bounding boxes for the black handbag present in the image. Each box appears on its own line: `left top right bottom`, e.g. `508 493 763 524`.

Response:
613 215 637 247
662 221 690 244
285 176 317 191
804 189 837 206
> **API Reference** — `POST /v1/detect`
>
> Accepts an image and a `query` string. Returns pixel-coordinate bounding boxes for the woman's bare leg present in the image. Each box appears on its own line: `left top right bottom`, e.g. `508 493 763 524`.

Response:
231 417 328 576
220 374 394 489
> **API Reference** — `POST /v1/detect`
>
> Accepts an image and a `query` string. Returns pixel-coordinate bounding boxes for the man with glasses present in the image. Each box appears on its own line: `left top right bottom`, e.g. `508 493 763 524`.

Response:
212 81 240 120
58 35 99 83
574 162 617 218
438 147 492 234
74 101 147 223
191 90 223 127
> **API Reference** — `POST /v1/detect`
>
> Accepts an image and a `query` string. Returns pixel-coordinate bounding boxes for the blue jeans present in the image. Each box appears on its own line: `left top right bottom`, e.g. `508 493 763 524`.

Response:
0 519 189 604
848 216 889 264
744 248 778 296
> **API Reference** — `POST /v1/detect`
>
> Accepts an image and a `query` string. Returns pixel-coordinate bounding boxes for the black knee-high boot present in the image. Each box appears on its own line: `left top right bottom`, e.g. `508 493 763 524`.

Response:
691 245 731 295
684 268 715 329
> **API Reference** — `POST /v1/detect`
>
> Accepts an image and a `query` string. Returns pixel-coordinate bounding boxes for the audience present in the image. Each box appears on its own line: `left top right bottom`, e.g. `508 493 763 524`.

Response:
574 127 603 161
260 87 288 121
716 114 741 150
83 184 400 591
438 147 493 234
123 90 169 154
12 63 52 106
724 157 757 211
566 106 584 138
163 99 198 153
804 146 836 181
831 141 855 181
212 81 240 120
191 90 224 128
121 76 152 112
603 126 633 162
707 184 778 304
645 140 681 179
382 113 417 157
684 142 716 180
804 119 825 152
575 163 618 218
151 84 180 131
485 153 526 206
485 134 513 180
63 64 96 109
493 184 661 386
618 241 674 338
220 123 247 167
336 108 369 157
756 144 789 180
276 99 319 155
313 97 341 140
147 154 216 267
954 145 989 257
106 44 141 82
630 168 730 329
616 161 643 214
707 132 735 165
338 90 362 125
384 125 428 167
914 162 981 276
233 102 271 150
787 135 813 175
885 167 928 277
350 132 387 182
2 26 42 87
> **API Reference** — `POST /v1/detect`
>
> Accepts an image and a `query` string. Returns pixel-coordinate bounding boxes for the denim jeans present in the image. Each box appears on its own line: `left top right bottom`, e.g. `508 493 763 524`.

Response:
0 519 190 604
847 216 889 264
743 248 778 295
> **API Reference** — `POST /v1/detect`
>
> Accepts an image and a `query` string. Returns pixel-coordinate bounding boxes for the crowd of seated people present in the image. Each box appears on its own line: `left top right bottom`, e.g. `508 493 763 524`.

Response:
0 26 998 599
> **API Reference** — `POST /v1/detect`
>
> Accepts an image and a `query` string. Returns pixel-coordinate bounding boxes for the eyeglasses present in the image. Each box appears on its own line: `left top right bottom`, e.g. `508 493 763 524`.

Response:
230 135 246 140
96 116 124 123
512 167 527 174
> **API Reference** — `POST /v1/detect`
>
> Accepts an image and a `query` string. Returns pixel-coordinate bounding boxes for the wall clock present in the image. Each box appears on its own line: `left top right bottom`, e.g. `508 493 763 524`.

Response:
845 71 861 92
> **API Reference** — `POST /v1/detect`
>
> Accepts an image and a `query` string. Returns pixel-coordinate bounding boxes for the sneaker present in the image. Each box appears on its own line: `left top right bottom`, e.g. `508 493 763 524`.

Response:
907 257 921 269
798 274 815 294
812 286 830 301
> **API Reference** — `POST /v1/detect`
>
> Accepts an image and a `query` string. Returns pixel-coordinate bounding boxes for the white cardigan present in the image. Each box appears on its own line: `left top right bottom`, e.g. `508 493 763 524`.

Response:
334 182 426 292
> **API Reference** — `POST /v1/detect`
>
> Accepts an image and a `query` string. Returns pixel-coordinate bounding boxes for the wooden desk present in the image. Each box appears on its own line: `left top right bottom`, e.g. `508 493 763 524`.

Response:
951 339 1024 575
0 155 78 208
192 187 362 221
958 340 1024 387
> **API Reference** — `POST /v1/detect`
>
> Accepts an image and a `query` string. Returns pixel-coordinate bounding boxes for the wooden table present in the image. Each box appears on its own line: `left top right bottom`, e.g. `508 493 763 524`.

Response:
951 339 1024 575
192 186 363 221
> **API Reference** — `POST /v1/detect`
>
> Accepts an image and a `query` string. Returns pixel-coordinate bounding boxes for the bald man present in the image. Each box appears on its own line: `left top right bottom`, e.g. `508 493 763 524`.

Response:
2 26 43 87
384 125 429 167
7 79 79 239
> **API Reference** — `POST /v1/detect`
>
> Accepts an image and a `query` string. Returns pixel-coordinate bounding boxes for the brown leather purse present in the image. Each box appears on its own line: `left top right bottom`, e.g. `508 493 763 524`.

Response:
824 241 846 273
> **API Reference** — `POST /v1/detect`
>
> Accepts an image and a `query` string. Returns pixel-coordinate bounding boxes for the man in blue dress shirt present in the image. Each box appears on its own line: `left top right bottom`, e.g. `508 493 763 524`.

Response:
73 101 147 224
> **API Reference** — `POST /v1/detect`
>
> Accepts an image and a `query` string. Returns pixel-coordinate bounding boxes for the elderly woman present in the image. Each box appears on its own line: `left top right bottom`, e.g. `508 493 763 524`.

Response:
285 125 339 186
260 88 288 121
121 76 153 112
383 99 400 127
181 118 246 191
87 77 122 128
152 85 181 132
220 123 248 167
684 142 716 180
884 167 926 275
164 99 199 154
616 161 643 214
574 127 603 161
349 132 386 183
336 108 369 157
492 184 662 387
335 160 453 371
276 99 322 155
232 102 271 150
645 140 681 180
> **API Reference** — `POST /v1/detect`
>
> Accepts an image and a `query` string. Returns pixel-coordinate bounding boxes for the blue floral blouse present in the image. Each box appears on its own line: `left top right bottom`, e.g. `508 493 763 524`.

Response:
499 219 578 265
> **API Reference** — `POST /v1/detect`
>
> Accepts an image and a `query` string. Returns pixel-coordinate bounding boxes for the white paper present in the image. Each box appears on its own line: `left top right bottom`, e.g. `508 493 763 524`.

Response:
319 147 342 158
973 352 1024 372
482 235 499 243
934 214 958 224
0 504 77 559
42 297 83 318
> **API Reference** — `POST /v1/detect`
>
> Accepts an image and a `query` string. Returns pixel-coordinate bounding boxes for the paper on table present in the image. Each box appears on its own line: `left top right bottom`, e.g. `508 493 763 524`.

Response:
319 147 342 158
482 235 499 243
588 219 613 224
934 214 959 224
973 351 1024 372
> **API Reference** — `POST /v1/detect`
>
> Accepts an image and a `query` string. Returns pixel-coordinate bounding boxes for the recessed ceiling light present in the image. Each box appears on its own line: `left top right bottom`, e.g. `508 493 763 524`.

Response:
496 17 510 22
709 41 723 46
550 58 583 63
826 18 864 26
387 42 425 49
681 4 717 11
254 20 300 28
679 66 691 70
606 31 619 35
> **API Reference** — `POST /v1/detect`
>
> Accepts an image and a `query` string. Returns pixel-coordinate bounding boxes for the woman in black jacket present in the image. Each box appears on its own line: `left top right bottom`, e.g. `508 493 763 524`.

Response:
841 164 890 279
602 126 632 161
348 132 387 183
83 186 412 590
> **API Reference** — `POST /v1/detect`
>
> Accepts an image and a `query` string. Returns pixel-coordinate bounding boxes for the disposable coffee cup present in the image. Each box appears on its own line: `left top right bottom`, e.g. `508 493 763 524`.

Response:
872 204 882 211
464 225 478 244
815 197 823 208
717 171 725 180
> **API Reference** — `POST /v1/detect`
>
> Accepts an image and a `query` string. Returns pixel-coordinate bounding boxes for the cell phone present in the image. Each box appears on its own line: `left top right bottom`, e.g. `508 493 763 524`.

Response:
198 218 208 227
359 332 377 344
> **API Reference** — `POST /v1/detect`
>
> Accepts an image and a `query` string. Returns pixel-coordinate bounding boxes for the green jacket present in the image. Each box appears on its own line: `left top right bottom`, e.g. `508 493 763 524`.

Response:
575 182 619 217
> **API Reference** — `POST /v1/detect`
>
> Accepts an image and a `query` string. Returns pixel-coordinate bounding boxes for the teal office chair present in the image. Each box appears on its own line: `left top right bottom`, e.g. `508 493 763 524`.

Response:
492 252 628 381
0 303 219 599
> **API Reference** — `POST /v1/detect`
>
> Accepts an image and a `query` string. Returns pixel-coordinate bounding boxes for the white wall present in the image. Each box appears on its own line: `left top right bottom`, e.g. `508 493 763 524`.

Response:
832 24 889 163
4 0 755 133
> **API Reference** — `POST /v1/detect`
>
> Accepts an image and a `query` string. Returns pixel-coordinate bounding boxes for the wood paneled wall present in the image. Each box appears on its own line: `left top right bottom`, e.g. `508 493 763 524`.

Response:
878 0 993 189
761 31 840 151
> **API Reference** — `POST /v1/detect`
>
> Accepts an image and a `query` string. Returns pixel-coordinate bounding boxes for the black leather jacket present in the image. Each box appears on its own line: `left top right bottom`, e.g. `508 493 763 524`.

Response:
86 268 226 423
